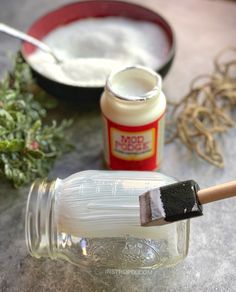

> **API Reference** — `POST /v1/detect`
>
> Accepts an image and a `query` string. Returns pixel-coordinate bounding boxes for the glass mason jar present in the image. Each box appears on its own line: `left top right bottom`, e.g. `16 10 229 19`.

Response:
25 170 189 269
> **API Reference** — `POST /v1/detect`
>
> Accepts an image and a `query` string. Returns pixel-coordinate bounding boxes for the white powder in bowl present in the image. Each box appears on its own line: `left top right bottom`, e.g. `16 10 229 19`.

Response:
27 17 169 87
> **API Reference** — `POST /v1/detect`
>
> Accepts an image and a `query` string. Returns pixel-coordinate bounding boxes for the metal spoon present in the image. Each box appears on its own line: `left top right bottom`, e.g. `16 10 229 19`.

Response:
0 23 61 63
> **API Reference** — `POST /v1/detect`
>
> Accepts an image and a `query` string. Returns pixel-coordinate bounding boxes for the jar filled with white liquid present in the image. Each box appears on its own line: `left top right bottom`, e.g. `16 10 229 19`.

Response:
25 170 189 269
100 66 166 171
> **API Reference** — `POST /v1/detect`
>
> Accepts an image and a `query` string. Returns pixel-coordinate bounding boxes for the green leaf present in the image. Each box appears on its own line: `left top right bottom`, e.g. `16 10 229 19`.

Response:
0 139 25 152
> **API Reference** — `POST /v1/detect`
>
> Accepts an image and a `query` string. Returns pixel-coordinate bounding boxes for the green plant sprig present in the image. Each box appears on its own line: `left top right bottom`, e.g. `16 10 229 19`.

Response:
0 55 72 188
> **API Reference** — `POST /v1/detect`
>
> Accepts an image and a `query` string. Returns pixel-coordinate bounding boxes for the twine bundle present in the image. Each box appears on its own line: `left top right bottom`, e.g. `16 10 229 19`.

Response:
166 48 236 168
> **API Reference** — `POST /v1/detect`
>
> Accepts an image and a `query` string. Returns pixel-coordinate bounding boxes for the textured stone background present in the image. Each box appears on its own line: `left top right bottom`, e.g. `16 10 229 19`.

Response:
0 0 236 291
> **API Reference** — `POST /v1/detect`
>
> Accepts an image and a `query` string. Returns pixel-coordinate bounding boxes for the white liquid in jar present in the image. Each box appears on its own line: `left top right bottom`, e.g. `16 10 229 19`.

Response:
110 76 154 97
55 171 184 258
108 66 158 99
56 171 175 238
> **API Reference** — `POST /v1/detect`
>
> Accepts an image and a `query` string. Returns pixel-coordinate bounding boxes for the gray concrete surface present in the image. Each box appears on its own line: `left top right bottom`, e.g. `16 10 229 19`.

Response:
0 0 236 291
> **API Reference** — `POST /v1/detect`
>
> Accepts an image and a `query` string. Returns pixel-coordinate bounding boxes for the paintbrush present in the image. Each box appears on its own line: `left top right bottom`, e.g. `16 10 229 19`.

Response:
139 180 236 226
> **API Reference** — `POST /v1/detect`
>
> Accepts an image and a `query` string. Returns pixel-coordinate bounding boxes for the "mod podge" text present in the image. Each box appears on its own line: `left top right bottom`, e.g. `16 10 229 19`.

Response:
115 135 150 152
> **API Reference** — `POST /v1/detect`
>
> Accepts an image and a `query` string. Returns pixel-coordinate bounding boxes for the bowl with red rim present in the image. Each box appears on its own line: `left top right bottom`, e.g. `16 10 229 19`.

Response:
21 0 175 101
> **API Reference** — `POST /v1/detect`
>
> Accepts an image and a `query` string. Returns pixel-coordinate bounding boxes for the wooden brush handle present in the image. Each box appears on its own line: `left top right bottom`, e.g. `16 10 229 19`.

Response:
198 180 236 204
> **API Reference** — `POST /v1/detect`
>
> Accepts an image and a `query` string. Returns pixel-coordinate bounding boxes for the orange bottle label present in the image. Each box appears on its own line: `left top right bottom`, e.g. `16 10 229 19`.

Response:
103 114 165 170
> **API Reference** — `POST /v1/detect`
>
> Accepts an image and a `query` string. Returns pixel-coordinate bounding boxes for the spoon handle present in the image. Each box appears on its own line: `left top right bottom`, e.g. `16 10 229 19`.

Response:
0 23 60 62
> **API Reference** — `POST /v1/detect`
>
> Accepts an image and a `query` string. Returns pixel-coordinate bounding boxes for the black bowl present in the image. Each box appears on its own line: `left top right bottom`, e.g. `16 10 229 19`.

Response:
21 0 175 101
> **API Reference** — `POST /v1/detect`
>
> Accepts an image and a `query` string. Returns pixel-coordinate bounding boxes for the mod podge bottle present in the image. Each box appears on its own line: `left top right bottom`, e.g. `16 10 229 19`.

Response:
100 66 166 170
25 170 189 269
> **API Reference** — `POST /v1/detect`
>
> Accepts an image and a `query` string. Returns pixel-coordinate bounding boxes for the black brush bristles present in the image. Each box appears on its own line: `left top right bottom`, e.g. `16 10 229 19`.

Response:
139 180 203 226
160 180 203 222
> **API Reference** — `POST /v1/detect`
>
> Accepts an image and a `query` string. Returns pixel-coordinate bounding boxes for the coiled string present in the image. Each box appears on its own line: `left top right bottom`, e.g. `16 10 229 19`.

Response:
166 47 236 167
